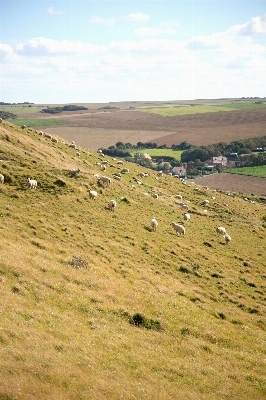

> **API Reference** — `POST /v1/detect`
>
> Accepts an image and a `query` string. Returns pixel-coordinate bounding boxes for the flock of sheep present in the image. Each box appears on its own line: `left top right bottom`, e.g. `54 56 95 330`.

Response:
0 126 232 246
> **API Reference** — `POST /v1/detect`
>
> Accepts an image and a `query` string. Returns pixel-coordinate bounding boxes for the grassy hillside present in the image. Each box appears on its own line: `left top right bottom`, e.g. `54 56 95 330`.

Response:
0 120 265 400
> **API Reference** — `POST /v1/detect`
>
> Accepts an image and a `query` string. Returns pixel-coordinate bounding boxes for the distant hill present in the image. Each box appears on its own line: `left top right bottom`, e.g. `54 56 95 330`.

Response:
0 119 265 399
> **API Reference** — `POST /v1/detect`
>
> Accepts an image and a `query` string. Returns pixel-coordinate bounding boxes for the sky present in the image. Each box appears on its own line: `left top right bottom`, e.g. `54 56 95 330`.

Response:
0 0 266 104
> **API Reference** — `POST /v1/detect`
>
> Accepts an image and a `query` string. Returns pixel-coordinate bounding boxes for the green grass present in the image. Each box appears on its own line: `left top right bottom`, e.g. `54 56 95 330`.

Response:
133 148 183 161
0 119 265 400
0 106 44 113
8 118 70 127
139 102 266 117
226 165 266 178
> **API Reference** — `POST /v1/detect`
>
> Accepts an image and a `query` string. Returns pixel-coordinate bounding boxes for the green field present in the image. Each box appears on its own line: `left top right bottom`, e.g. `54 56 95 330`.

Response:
8 118 69 127
0 106 44 113
133 148 183 161
139 102 266 117
226 165 266 178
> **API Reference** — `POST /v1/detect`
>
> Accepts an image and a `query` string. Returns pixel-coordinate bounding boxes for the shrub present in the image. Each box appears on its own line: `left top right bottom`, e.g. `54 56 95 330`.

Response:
129 313 162 331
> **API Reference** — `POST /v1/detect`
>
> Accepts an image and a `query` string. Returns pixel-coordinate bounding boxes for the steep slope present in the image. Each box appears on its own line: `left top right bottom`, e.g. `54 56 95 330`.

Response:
0 121 265 400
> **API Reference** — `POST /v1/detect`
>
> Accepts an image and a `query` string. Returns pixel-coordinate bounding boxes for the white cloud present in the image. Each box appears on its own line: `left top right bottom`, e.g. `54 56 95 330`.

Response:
91 12 150 26
90 16 116 26
134 27 177 37
47 6 62 15
15 37 106 56
229 14 266 36
1 14 266 103
120 12 150 22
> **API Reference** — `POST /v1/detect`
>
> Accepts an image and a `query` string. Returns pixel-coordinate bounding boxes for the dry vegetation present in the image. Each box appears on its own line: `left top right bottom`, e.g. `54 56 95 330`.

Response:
0 120 265 399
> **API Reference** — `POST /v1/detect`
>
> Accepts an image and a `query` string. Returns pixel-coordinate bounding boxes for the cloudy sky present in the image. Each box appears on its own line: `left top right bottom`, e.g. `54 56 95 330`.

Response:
0 0 266 103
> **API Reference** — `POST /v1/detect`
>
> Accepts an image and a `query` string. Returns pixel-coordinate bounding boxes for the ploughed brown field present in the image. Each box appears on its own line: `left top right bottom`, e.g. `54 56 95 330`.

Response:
191 173 266 196
26 107 266 151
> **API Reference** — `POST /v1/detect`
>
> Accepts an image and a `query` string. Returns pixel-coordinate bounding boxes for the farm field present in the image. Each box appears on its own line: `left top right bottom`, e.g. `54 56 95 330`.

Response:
9 118 69 127
132 148 183 161
6 101 266 152
192 173 266 196
226 165 266 179
140 102 266 117
1 100 265 150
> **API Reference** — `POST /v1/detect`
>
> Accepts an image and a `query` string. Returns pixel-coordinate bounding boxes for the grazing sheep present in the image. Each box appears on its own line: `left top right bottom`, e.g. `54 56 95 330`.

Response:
203 209 208 214
224 233 231 245
76 151 80 156
181 204 189 210
44 133 52 139
113 175 122 181
216 225 227 235
151 193 159 199
170 222 185 236
101 164 107 171
21 125 27 129
0 174 4 184
95 162 101 166
109 199 117 212
175 194 182 200
88 189 97 200
117 160 124 165
39 130 44 135
51 137 58 143
121 168 130 173
151 217 158 232
69 168 80 177
183 213 191 222
69 143 76 149
27 177 37 189
98 176 111 186
0 118 2 123
202 199 209 206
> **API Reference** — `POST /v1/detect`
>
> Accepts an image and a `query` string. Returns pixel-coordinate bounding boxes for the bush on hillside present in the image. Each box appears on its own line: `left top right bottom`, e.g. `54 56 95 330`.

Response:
41 105 88 114
0 111 17 119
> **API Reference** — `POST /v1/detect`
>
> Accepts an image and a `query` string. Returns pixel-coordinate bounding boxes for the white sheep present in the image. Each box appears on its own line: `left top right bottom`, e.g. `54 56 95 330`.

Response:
108 199 117 212
0 174 4 184
88 189 97 200
151 217 158 232
121 168 130 173
151 193 159 199
202 199 209 206
224 233 231 245
69 143 76 149
101 164 106 171
51 137 58 143
27 177 37 189
117 160 124 165
39 130 43 135
175 194 182 200
181 204 189 211
69 168 80 177
0 118 2 123
76 151 80 156
170 222 185 235
98 176 111 186
183 213 190 222
113 175 122 181
216 225 226 235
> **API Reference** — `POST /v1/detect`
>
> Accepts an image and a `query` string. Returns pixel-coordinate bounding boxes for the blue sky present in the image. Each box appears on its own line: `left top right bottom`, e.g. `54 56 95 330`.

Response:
0 0 266 103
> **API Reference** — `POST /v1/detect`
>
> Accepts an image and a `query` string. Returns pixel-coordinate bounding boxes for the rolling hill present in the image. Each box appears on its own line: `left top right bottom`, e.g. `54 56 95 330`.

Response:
0 120 265 399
